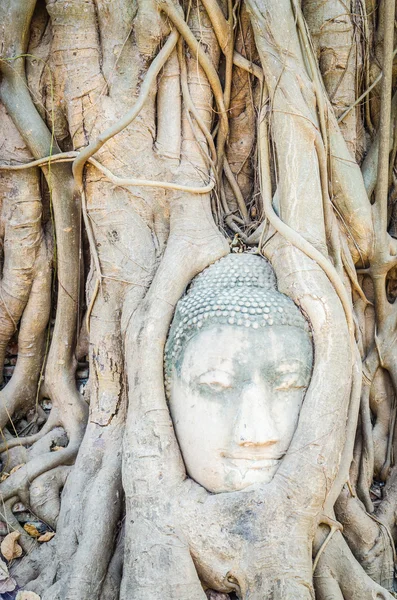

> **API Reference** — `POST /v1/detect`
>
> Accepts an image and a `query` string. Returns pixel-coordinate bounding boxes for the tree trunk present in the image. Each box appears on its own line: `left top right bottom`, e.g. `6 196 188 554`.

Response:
0 1 397 599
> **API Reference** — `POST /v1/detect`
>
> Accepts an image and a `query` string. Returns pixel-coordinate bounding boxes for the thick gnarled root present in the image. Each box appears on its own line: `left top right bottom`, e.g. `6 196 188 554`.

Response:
315 531 396 600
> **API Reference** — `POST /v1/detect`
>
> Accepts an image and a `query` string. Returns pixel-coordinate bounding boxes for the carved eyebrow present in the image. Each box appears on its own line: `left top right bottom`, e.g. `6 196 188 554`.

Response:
196 369 234 381
186 358 235 378
273 360 311 375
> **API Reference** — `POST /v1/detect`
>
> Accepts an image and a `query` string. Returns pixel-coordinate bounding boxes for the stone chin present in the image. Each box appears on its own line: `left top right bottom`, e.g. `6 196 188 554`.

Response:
213 458 281 493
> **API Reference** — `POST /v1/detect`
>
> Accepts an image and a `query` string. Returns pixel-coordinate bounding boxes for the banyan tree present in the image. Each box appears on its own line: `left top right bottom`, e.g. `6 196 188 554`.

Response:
0 0 397 598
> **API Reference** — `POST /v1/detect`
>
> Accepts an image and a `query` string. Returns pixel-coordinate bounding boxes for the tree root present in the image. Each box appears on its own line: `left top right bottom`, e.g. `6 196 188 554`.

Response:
0 442 81 504
376 465 397 540
0 1 89 517
99 524 124 600
28 427 67 460
313 517 343 574
0 152 216 192
72 28 180 186
0 409 60 455
200 0 263 81
158 0 229 176
315 530 396 600
0 496 35 553
30 465 71 529
0 240 51 430
0 168 43 384
1 2 396 599
89 156 215 193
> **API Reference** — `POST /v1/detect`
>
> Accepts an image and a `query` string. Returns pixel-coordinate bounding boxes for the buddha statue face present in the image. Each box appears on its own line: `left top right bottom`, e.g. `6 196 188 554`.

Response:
165 254 313 494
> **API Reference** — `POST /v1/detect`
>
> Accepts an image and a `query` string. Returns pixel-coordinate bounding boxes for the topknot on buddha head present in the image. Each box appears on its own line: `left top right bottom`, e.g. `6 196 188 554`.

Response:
164 253 311 393
190 252 277 293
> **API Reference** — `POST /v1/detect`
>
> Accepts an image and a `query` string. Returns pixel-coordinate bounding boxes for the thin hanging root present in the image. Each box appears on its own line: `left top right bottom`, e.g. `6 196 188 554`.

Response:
338 48 397 124
81 186 102 309
224 0 234 110
357 386 375 512
258 104 355 340
346 479 355 497
257 84 272 220
72 28 180 187
215 0 233 173
185 108 213 171
358 0 375 137
313 516 343 574
88 157 215 193
158 0 229 170
0 152 78 170
173 4 248 223
200 0 263 81
340 246 371 306
219 181 231 215
0 153 215 193
86 277 99 334
380 404 396 481
178 39 217 163
223 158 250 222
314 133 341 271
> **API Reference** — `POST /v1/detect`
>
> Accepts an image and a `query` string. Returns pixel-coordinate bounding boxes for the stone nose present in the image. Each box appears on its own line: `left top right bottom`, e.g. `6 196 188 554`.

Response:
234 381 280 447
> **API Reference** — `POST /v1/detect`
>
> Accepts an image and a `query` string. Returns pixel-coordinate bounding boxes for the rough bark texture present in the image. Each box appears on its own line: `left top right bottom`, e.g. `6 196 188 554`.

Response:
0 1 397 599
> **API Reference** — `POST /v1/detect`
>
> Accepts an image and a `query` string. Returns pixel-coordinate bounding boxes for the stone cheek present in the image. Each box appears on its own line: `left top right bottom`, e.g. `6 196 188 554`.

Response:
168 324 313 493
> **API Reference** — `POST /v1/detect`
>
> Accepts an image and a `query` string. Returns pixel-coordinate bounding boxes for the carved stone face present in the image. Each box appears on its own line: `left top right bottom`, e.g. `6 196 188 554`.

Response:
169 324 313 493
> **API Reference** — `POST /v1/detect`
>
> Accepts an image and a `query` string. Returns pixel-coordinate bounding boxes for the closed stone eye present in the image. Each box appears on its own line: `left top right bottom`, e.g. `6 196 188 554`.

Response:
273 373 306 391
197 371 234 391
200 380 232 391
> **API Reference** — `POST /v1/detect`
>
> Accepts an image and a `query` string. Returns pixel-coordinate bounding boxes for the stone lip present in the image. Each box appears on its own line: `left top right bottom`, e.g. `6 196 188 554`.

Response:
224 456 280 470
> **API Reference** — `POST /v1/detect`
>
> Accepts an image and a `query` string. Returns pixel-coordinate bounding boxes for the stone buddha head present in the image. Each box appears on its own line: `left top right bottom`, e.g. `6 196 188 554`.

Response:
165 254 313 494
